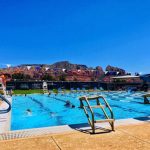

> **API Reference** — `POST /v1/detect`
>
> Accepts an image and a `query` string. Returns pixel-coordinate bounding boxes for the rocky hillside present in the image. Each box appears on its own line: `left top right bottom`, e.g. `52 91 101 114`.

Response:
49 61 88 70
0 61 127 82
106 65 126 75
18 61 88 70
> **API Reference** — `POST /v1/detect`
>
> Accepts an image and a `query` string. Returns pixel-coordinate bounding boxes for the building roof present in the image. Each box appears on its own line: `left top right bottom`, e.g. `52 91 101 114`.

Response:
112 75 140 79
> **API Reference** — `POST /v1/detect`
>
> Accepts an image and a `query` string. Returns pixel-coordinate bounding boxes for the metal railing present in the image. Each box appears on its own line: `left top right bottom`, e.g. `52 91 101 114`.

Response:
0 95 11 114
143 94 150 104
79 95 115 133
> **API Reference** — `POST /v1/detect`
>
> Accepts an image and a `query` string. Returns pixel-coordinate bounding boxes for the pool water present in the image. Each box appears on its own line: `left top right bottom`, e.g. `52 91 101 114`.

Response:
11 92 150 130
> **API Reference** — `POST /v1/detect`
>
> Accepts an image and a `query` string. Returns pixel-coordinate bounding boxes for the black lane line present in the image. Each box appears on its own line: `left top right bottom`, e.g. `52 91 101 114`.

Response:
27 96 63 125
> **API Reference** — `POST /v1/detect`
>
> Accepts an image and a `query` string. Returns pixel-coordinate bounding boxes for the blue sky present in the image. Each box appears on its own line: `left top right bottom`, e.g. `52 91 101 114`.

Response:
0 0 150 73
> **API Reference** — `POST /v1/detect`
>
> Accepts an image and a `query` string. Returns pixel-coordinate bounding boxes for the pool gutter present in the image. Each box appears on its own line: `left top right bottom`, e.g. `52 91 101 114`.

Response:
0 116 149 141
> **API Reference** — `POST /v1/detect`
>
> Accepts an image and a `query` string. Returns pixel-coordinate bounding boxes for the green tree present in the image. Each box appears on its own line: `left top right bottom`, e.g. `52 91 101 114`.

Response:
59 74 66 81
24 74 31 80
12 73 31 80
42 74 54 81
12 73 24 79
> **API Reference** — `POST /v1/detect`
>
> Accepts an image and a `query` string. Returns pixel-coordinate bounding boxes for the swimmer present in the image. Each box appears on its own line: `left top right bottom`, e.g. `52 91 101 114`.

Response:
64 100 75 108
64 100 71 107
26 109 32 116
72 105 75 108
50 112 57 117
48 92 51 96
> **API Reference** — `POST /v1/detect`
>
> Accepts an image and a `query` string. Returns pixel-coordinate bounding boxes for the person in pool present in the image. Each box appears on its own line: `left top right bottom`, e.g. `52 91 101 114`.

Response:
50 112 57 117
26 109 32 115
48 92 51 96
64 100 75 108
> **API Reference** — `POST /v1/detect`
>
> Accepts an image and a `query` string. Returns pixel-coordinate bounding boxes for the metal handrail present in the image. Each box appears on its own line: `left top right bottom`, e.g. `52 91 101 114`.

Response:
79 95 115 133
98 95 114 119
0 95 11 114
79 96 95 133
143 94 150 104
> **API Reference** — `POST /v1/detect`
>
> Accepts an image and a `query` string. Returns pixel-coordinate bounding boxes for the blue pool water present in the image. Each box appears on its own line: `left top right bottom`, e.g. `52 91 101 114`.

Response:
11 92 150 130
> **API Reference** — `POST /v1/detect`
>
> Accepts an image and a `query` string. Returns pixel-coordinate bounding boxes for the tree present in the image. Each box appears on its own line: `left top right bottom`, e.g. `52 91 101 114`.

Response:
91 77 95 81
24 74 31 80
73 77 78 81
59 74 66 81
12 73 24 79
42 74 54 81
12 73 31 80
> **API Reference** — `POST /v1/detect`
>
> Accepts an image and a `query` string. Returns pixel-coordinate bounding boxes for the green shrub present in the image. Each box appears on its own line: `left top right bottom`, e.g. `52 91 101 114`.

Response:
53 89 58 93
13 89 43 95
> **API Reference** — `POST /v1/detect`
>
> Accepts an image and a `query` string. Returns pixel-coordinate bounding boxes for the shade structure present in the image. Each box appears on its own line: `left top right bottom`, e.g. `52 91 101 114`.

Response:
112 75 140 79
140 74 150 82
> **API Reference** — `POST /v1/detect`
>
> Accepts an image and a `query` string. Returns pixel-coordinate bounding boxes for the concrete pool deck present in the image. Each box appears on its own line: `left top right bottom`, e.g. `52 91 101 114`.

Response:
0 96 12 133
0 122 150 150
0 117 150 150
0 93 149 149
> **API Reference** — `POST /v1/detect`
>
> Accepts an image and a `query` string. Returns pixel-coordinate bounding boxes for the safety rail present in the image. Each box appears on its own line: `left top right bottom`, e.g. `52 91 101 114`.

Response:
0 95 11 114
79 95 115 134
143 94 150 104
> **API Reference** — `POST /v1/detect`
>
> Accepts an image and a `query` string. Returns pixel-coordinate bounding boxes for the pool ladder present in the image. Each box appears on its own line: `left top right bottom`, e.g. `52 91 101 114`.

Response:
143 94 150 104
79 95 115 134
0 95 11 114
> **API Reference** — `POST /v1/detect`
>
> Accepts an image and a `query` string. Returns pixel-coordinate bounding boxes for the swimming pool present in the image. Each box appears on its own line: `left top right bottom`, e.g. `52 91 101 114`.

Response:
11 92 150 130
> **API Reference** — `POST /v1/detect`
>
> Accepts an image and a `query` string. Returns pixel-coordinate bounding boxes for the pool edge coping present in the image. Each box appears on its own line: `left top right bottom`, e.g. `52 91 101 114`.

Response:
0 116 149 141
